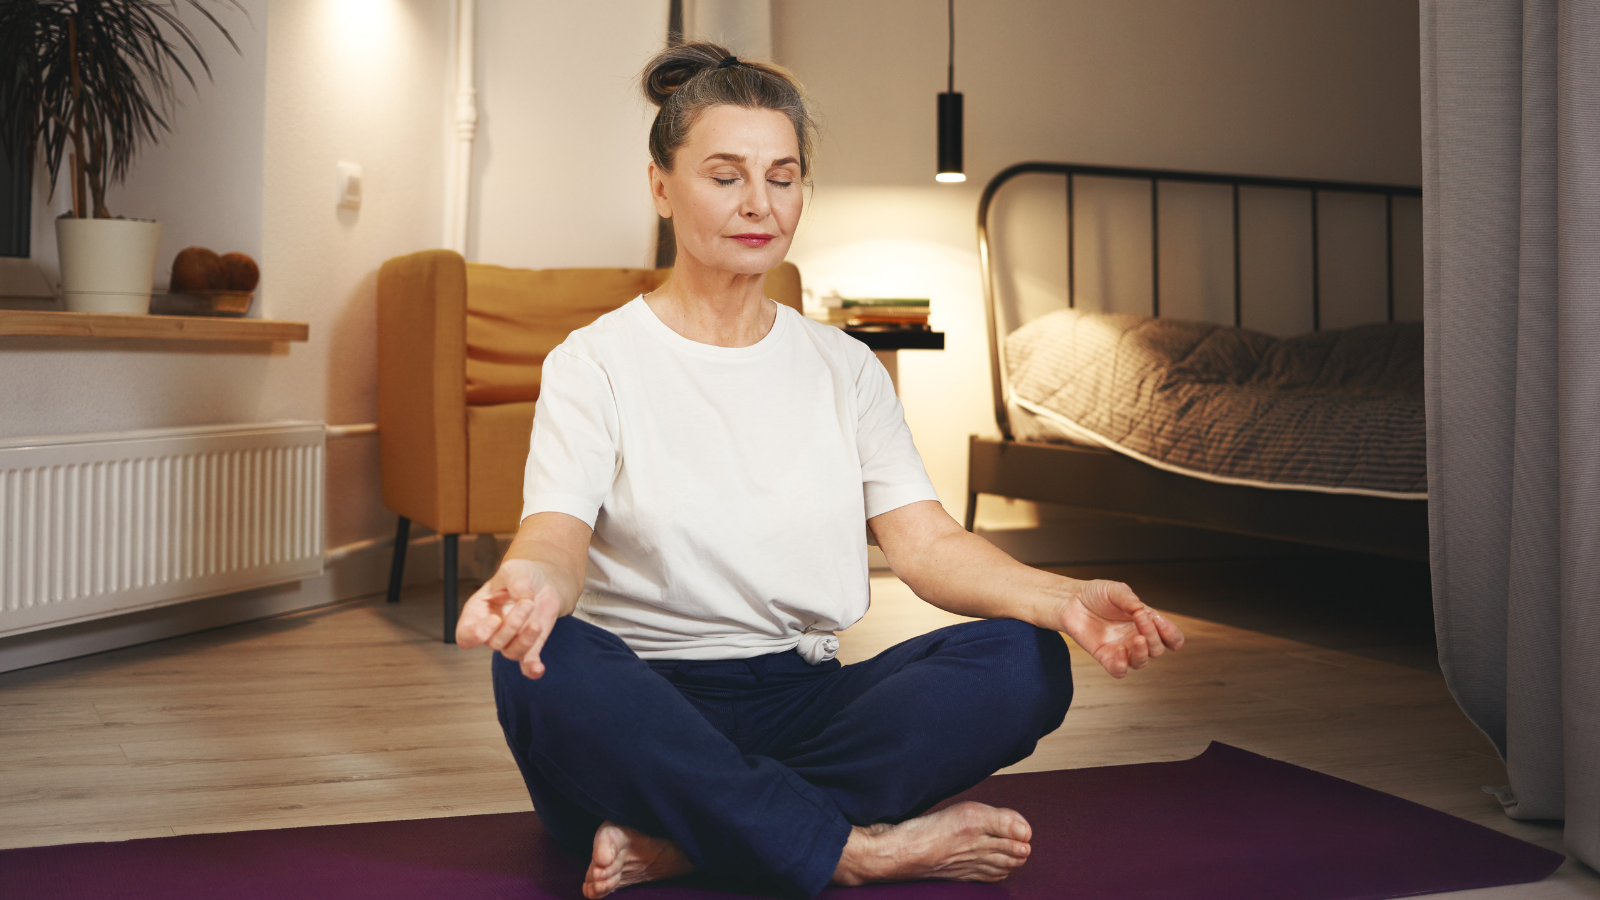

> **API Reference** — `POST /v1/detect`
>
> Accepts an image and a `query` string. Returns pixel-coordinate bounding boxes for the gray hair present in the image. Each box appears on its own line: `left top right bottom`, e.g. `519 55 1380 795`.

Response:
641 41 817 178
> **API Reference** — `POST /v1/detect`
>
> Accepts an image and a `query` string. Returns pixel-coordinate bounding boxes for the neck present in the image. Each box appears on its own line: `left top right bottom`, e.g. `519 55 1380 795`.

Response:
647 252 776 348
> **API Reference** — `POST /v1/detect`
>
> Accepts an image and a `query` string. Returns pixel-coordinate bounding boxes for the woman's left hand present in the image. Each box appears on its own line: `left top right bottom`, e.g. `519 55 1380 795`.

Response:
1054 580 1186 678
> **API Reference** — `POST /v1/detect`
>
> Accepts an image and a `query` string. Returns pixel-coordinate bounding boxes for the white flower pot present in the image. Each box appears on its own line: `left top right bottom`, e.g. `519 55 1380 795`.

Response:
56 217 162 315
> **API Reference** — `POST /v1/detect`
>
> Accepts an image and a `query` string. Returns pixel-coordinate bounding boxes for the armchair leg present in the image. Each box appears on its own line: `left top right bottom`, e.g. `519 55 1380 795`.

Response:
964 492 979 532
443 534 459 644
386 517 410 603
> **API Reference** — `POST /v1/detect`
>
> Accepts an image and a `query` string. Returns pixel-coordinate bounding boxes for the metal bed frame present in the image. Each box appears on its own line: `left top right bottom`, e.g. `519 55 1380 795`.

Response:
964 161 1428 560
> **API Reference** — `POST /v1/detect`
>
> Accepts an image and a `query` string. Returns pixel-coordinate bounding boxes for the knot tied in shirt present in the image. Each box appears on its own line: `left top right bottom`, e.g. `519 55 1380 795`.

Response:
796 628 839 665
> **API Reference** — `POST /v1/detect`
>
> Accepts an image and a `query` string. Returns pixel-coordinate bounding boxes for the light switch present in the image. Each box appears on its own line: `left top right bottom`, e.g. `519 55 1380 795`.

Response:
336 161 362 211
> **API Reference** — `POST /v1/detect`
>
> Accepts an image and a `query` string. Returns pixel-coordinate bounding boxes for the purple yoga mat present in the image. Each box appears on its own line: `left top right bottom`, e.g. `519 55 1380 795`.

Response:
0 743 1561 900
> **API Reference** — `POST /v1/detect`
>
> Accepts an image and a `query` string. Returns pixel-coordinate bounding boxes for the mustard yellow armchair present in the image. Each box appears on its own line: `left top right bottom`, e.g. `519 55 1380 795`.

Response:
376 250 803 641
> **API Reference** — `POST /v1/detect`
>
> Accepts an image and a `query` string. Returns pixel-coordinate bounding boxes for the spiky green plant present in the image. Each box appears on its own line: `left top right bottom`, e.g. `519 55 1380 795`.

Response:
0 0 241 219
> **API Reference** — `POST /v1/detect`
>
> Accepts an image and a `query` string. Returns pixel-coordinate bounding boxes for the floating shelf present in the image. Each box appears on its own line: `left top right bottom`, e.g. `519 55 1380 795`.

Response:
845 328 945 351
0 310 308 343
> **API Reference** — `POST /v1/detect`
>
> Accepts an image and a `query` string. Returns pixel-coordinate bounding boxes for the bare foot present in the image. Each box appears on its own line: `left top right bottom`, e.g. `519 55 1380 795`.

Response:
583 821 695 899
830 801 1032 886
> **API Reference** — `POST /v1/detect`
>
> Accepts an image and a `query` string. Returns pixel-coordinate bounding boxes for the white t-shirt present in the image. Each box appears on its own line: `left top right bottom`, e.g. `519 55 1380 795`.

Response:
521 297 939 661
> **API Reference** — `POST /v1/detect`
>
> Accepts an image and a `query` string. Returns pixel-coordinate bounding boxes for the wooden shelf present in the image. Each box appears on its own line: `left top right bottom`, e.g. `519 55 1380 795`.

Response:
0 310 308 343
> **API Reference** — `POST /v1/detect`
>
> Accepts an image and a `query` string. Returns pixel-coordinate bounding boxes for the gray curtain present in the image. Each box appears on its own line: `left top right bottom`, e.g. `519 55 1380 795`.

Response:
1422 0 1600 867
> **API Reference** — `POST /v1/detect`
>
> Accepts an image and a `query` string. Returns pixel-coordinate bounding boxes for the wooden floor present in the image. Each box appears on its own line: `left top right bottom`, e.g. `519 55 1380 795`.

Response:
1 553 1596 897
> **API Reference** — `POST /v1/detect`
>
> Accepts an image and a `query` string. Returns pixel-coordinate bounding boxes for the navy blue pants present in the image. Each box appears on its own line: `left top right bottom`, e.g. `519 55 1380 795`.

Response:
491 615 1073 899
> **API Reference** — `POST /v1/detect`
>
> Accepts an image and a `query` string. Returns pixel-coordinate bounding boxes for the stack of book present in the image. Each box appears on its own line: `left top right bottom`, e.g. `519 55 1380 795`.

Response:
809 297 931 331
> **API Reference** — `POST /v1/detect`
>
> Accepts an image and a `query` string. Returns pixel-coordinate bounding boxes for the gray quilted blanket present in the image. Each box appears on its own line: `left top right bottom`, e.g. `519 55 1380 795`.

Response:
1005 310 1426 497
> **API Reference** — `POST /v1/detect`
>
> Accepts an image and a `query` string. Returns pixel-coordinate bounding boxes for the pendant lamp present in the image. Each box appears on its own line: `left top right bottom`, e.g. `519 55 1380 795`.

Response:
936 0 964 183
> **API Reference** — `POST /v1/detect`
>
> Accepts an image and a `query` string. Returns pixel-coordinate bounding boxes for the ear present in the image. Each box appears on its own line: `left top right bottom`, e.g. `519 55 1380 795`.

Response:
648 162 672 219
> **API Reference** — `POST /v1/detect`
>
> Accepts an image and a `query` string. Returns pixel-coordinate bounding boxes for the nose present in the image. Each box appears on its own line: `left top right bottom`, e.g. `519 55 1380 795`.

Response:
740 181 770 220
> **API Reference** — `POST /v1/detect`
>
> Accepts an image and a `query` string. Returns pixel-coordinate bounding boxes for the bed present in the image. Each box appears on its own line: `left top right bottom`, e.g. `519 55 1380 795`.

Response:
963 162 1428 560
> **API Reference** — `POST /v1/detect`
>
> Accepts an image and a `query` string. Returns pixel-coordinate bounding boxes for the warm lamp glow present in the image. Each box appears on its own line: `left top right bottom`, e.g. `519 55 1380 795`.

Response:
936 172 966 183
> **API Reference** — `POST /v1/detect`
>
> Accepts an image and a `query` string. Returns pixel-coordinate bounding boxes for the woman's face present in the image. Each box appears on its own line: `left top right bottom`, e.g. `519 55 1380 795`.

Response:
650 105 803 276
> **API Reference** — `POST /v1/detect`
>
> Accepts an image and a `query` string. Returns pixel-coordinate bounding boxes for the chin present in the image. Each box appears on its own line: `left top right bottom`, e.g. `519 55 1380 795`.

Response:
714 248 789 276
681 236 792 276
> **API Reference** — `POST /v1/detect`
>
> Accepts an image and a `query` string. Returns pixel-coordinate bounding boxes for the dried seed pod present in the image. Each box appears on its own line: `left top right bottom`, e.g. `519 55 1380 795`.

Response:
171 247 226 292
220 252 260 292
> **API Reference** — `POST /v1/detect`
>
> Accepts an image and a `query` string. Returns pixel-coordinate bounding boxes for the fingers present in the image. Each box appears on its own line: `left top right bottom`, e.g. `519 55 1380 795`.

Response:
454 584 510 648
457 561 559 656
1153 611 1186 650
1131 608 1165 657
517 595 562 679
498 590 554 658
1099 579 1184 657
1132 606 1185 655
1127 632 1151 671
1102 580 1145 613
518 598 563 675
1097 643 1128 679
485 597 537 653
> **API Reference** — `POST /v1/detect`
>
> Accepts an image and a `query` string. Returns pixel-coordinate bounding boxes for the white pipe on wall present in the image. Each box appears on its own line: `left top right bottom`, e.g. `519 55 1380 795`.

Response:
445 0 478 255
324 423 378 439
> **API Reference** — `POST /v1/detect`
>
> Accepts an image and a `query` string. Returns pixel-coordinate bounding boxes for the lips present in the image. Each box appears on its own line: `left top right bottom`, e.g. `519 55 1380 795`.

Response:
729 234 775 247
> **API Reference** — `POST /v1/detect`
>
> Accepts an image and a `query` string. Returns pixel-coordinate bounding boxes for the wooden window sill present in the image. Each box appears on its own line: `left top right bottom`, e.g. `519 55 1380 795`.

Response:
0 310 308 343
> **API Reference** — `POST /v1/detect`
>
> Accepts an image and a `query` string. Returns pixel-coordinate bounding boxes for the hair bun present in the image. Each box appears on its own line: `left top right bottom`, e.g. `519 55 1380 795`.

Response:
642 41 734 107
639 40 815 178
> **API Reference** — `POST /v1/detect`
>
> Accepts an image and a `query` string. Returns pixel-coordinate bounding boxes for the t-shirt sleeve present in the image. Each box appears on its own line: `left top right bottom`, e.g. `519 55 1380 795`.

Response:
854 351 941 519
521 346 619 527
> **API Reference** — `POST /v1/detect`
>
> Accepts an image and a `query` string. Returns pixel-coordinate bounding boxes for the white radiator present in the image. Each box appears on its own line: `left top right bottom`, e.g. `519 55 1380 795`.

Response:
0 423 325 638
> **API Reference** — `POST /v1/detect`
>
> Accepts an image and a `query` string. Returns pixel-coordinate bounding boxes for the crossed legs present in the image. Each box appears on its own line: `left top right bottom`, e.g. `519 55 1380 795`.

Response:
492 616 1073 898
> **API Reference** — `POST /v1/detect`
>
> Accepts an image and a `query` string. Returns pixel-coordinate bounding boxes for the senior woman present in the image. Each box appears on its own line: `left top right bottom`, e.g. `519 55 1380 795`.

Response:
458 42 1184 900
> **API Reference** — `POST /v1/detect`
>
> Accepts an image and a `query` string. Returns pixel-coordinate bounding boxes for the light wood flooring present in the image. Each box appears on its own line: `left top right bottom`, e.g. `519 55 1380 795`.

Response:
2 552 1597 898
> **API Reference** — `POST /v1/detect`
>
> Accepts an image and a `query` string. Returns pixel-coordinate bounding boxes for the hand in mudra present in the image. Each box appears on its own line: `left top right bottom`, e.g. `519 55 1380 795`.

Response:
456 559 564 679
1056 579 1185 678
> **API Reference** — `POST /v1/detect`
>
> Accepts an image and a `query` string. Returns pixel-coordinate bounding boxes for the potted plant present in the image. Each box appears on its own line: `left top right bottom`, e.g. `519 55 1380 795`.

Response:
0 0 238 314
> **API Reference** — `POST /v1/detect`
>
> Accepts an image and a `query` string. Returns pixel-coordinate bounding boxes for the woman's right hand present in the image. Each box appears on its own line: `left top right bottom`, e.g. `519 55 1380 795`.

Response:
456 558 566 679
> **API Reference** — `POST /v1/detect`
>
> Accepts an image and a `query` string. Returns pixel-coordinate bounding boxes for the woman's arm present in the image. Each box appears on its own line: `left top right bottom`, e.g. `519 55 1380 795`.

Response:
455 511 593 679
868 500 1185 678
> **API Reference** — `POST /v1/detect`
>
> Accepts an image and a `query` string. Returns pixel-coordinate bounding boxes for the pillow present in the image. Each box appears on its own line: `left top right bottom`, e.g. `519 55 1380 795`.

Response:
464 265 671 406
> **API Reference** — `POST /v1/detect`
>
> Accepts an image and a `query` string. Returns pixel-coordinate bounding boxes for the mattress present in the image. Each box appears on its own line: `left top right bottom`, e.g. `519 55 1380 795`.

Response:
1004 310 1426 498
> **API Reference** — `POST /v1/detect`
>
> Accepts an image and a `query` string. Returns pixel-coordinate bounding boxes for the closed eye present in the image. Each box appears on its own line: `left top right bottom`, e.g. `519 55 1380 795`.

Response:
713 177 739 186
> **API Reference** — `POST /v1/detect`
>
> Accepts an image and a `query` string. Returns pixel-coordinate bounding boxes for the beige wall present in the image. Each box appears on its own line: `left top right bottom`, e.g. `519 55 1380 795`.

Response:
3 0 452 557
7 0 273 442
772 0 1422 526
261 0 453 549
0 0 686 669
0 0 454 669
469 0 668 269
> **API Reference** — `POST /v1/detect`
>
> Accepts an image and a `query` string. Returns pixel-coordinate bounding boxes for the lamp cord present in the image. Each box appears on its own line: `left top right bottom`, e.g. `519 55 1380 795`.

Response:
947 0 955 93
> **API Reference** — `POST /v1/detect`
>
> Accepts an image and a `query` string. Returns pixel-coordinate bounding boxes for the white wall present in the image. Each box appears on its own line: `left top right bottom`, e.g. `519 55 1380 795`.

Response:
8 1 271 441
22 2 268 291
261 0 452 550
468 0 668 268
0 0 456 669
772 0 1422 527
3 0 451 556
0 0 692 669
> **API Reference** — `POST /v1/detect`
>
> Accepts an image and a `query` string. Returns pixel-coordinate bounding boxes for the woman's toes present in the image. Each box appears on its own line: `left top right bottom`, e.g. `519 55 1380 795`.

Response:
1002 811 1032 843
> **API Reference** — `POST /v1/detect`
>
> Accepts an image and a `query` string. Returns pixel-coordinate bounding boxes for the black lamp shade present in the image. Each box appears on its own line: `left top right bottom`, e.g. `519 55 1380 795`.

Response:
937 91 964 180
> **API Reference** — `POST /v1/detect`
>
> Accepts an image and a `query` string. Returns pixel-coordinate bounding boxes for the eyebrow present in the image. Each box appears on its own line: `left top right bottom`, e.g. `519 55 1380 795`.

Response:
704 152 800 168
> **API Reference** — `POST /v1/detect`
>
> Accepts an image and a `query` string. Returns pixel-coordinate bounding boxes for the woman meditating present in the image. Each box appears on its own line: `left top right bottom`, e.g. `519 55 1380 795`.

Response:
458 42 1185 900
